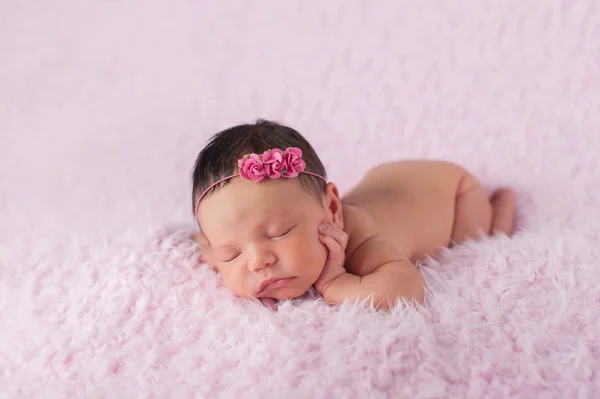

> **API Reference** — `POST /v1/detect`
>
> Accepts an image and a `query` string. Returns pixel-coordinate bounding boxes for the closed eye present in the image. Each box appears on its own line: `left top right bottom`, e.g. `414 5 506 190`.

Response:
271 225 296 239
223 252 241 263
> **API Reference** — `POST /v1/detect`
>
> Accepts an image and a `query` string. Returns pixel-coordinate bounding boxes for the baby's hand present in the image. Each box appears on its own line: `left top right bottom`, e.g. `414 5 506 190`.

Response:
259 297 278 311
314 222 348 296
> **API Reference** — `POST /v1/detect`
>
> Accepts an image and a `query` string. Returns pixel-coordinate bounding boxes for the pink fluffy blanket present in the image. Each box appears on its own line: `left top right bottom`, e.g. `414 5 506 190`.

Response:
2 226 599 397
2 1 600 397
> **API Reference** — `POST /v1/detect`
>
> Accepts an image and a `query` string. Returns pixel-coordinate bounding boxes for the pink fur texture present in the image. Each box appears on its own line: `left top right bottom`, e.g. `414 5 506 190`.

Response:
1 1 600 397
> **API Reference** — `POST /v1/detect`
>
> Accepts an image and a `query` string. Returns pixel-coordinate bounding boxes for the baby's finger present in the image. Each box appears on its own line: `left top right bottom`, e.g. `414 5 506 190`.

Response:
318 233 340 250
259 297 278 311
319 234 344 264
319 224 348 247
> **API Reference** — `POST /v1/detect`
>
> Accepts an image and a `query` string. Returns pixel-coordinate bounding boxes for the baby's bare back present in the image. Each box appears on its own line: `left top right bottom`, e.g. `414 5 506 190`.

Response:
341 160 467 265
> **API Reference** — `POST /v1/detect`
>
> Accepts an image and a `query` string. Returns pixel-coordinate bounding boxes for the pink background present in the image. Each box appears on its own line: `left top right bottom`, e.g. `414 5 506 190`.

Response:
2 1 598 244
1 2 600 397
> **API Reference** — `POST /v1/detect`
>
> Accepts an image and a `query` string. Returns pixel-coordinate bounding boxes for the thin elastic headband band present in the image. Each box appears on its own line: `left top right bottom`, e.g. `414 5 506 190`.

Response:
194 147 326 218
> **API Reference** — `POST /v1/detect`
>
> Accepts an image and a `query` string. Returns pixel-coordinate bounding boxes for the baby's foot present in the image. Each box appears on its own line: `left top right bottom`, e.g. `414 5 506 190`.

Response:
490 188 516 236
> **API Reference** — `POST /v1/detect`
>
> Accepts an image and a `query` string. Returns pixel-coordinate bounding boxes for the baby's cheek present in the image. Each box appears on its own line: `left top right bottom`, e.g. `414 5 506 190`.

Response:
307 232 328 265
220 268 249 297
287 234 322 265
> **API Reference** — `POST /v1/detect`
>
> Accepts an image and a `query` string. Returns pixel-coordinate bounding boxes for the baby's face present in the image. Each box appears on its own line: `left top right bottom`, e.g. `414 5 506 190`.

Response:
196 178 333 301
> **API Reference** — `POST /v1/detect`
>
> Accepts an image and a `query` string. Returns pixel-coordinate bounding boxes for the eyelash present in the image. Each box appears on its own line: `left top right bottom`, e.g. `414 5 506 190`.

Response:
271 225 296 239
224 253 241 263
221 225 296 263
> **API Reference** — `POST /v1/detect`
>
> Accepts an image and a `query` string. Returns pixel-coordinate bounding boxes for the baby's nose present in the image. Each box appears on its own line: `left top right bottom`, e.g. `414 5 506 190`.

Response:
248 247 276 271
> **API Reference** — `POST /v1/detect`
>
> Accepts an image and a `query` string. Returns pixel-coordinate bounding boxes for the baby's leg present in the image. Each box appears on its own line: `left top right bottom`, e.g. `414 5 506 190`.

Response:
450 173 515 244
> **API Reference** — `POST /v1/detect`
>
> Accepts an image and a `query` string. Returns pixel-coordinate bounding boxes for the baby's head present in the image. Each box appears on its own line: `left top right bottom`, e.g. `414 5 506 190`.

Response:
191 120 343 301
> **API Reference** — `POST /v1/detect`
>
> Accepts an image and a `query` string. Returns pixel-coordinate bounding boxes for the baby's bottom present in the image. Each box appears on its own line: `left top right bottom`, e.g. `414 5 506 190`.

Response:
450 172 516 244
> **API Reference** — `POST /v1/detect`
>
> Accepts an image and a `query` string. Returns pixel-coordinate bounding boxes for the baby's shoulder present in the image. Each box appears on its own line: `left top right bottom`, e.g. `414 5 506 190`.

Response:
342 202 416 276
341 203 376 250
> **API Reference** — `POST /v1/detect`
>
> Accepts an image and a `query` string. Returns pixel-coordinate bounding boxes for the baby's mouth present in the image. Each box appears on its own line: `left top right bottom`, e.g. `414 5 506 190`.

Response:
258 277 296 293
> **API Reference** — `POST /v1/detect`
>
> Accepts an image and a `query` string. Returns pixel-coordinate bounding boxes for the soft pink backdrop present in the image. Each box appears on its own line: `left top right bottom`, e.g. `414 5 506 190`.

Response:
2 1 597 244
1 1 600 397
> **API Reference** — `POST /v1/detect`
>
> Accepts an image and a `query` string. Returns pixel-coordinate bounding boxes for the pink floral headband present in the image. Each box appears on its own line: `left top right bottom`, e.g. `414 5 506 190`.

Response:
194 147 326 216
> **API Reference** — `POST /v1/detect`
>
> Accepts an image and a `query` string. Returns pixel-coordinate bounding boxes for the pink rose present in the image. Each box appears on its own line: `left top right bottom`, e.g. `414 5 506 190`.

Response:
262 149 286 178
283 147 305 177
238 153 266 182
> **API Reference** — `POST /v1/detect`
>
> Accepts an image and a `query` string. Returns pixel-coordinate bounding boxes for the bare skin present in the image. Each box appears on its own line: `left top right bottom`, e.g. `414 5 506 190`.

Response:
312 160 516 309
342 160 515 265
195 160 516 311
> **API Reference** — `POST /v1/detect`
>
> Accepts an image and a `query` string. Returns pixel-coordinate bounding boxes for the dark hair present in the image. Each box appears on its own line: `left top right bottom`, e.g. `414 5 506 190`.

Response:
191 119 327 214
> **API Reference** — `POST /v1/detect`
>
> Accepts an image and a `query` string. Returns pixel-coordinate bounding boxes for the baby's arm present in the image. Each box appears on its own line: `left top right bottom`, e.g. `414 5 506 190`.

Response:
315 225 425 310
320 261 425 310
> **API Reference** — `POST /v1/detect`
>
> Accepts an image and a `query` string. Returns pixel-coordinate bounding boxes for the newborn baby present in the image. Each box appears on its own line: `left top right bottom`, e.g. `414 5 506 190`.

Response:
191 120 516 310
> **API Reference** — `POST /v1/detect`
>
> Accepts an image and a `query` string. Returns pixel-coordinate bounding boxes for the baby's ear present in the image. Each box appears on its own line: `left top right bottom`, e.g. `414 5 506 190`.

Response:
322 182 344 229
